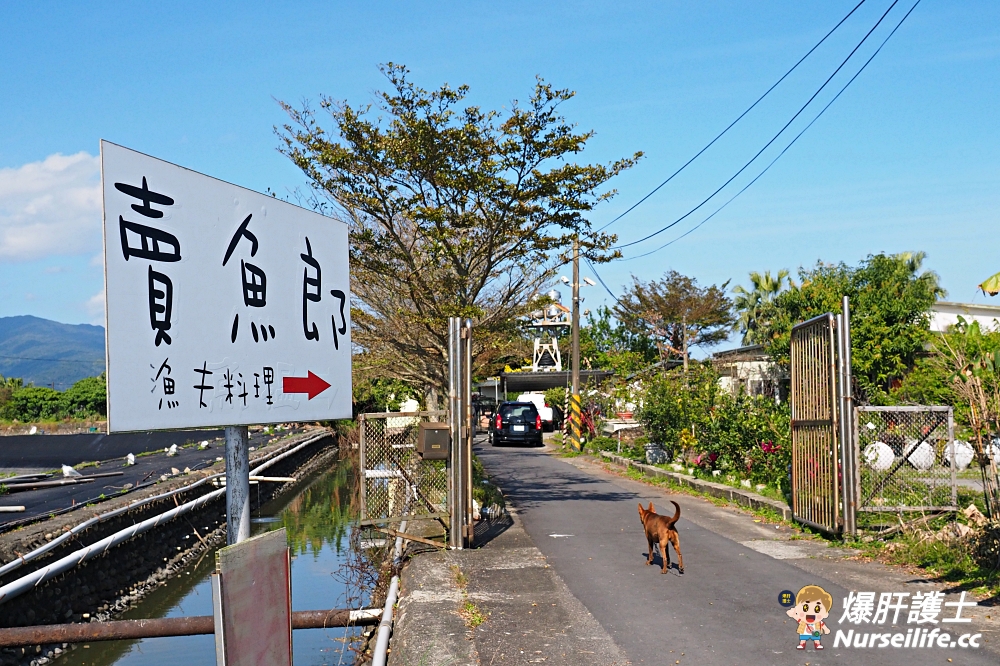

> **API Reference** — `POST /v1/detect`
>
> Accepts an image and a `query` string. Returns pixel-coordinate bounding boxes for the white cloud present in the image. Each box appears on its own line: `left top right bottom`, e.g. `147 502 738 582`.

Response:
0 152 102 261
86 289 106 326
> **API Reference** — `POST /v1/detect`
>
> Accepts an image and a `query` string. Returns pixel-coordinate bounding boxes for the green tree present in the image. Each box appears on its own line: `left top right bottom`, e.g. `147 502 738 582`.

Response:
732 269 790 345
615 271 734 372
64 375 107 417
4 387 67 421
278 64 640 405
578 306 658 375
758 252 943 403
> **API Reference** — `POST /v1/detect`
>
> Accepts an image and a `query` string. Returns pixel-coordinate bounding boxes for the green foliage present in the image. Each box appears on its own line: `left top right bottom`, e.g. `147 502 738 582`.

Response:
637 363 722 460
543 387 566 411
616 272 735 363
578 306 658 375
472 454 505 511
636 364 791 487
0 374 107 422
758 252 942 403
352 377 421 415
732 269 790 345
63 375 107 417
278 63 640 395
4 386 67 421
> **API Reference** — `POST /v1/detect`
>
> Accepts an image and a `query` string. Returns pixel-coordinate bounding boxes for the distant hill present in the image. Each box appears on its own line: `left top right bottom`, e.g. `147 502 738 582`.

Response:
0 316 105 389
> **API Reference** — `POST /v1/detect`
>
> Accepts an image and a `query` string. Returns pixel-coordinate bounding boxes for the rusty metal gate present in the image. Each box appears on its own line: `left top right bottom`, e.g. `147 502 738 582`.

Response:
790 314 843 533
359 410 450 526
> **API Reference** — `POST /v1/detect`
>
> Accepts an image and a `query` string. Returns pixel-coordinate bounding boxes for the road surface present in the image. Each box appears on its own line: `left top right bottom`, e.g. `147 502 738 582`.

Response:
476 439 997 665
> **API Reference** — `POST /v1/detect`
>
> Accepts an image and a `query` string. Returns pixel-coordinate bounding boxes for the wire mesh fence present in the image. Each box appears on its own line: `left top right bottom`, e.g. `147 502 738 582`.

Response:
855 406 957 514
359 411 449 526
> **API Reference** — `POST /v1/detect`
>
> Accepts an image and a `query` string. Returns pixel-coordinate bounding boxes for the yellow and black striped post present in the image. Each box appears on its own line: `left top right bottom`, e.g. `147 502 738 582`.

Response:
568 393 582 451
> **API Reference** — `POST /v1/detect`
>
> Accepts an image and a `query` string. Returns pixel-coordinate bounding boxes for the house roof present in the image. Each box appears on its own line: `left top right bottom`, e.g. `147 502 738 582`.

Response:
712 344 770 362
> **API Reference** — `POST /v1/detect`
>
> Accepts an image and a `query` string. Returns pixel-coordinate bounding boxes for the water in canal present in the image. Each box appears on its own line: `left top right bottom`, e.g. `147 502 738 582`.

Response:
60 458 361 666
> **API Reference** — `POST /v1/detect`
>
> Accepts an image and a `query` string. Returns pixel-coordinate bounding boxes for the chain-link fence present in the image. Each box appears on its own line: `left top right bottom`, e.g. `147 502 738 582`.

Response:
855 406 957 514
359 411 449 526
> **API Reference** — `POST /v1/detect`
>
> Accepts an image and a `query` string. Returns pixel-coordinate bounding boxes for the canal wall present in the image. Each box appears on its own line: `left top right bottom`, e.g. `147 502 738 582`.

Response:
0 428 342 666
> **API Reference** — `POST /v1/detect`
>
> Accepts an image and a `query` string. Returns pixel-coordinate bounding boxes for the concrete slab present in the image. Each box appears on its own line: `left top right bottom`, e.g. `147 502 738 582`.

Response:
390 508 629 665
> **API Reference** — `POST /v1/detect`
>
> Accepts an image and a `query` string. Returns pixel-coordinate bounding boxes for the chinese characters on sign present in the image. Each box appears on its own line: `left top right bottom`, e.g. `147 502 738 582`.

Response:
102 141 351 432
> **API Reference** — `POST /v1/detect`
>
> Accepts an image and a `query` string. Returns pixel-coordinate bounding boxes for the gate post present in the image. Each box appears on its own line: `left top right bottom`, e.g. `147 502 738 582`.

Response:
448 318 464 549
837 296 857 536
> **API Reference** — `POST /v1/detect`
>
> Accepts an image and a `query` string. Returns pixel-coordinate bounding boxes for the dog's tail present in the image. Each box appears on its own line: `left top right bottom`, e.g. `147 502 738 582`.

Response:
666 500 681 526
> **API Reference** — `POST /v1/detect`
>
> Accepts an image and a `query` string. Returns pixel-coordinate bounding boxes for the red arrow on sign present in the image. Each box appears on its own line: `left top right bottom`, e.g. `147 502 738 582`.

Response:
282 371 331 400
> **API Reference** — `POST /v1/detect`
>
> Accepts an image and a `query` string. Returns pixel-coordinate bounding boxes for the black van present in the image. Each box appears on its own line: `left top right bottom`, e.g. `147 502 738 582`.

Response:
489 401 543 447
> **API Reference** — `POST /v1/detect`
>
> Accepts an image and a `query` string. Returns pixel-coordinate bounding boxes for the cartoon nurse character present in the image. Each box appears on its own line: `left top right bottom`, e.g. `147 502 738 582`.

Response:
786 585 833 650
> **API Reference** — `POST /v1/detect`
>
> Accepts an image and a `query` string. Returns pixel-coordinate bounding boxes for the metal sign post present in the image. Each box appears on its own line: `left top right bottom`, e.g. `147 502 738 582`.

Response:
100 141 352 546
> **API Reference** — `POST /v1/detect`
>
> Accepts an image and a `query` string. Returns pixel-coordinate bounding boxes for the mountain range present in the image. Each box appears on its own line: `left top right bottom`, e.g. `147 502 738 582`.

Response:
0 316 105 389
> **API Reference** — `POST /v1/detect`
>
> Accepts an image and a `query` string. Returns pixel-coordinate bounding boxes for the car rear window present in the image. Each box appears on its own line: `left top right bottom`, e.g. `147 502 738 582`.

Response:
500 404 538 419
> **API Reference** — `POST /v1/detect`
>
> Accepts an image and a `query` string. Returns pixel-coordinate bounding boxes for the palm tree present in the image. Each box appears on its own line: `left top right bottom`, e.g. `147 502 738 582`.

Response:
732 269 790 345
895 251 945 299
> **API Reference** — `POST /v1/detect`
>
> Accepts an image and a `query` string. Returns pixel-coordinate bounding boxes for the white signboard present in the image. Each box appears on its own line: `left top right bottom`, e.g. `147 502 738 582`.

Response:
101 141 351 432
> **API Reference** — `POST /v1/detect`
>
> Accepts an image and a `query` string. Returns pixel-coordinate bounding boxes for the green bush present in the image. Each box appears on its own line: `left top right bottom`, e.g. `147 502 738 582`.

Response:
637 364 791 488
0 374 107 422
4 387 68 421
64 375 107 417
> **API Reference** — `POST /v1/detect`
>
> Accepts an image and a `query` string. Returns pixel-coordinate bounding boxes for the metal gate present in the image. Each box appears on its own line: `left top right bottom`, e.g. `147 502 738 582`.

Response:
855 406 956 515
790 314 842 533
358 411 450 526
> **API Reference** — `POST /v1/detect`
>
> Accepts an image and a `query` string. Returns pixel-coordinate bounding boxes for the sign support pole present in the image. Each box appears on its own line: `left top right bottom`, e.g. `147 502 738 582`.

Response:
224 426 251 544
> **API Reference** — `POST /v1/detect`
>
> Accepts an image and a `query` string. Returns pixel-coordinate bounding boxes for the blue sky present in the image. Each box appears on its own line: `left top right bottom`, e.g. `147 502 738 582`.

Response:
1 1 997 348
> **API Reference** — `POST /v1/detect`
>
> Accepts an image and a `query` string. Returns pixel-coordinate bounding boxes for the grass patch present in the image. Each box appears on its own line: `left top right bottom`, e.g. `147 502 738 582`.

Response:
472 454 505 513
450 565 487 629
855 528 999 598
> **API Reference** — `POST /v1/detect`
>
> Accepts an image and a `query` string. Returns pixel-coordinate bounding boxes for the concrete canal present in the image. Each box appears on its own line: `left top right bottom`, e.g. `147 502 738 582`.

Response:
56 460 359 666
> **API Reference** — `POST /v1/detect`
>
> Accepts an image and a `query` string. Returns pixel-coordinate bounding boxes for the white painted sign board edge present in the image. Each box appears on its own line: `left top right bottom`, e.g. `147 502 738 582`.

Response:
100 140 352 433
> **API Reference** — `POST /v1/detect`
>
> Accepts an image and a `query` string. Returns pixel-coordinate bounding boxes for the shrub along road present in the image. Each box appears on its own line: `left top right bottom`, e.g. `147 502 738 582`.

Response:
475 439 998 665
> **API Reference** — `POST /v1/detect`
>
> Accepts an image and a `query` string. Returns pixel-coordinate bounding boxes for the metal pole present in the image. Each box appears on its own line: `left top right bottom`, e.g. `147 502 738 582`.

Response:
570 237 581 451
224 426 250 544
463 318 474 547
448 318 463 549
841 296 856 536
0 610 382 647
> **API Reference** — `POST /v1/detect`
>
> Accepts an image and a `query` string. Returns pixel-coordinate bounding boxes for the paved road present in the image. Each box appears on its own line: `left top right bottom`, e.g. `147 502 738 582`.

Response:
476 440 996 666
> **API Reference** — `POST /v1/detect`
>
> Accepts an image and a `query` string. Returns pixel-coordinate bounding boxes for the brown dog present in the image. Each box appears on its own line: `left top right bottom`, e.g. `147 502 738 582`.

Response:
638 500 684 574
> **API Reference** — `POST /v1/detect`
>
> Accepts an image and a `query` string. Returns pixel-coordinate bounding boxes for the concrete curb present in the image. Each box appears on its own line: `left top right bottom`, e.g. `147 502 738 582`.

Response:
598 451 794 522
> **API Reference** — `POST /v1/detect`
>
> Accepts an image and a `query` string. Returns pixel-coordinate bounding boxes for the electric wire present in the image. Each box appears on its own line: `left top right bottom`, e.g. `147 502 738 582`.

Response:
620 0 922 262
595 0 869 233
613 0 901 250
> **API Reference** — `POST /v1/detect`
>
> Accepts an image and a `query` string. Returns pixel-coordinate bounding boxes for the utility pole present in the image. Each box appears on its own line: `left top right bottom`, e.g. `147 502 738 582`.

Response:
569 237 582 451
682 314 688 375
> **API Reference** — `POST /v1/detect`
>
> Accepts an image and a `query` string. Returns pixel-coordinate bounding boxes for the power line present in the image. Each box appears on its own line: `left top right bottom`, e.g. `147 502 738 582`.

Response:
613 0 901 251
0 354 104 365
595 0 869 233
621 0 922 262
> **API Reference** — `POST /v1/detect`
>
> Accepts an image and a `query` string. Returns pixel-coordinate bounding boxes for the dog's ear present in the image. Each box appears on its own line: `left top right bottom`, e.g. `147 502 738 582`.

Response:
637 503 644 516
648 501 655 513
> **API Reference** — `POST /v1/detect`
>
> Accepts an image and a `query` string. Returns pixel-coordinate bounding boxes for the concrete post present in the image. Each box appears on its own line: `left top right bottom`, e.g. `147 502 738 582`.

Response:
224 425 251 544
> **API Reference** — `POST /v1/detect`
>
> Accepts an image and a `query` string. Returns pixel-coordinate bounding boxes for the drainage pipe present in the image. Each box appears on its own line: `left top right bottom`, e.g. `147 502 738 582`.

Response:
0 473 223 580
0 429 329 581
0 429 331 604
371 484 411 666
